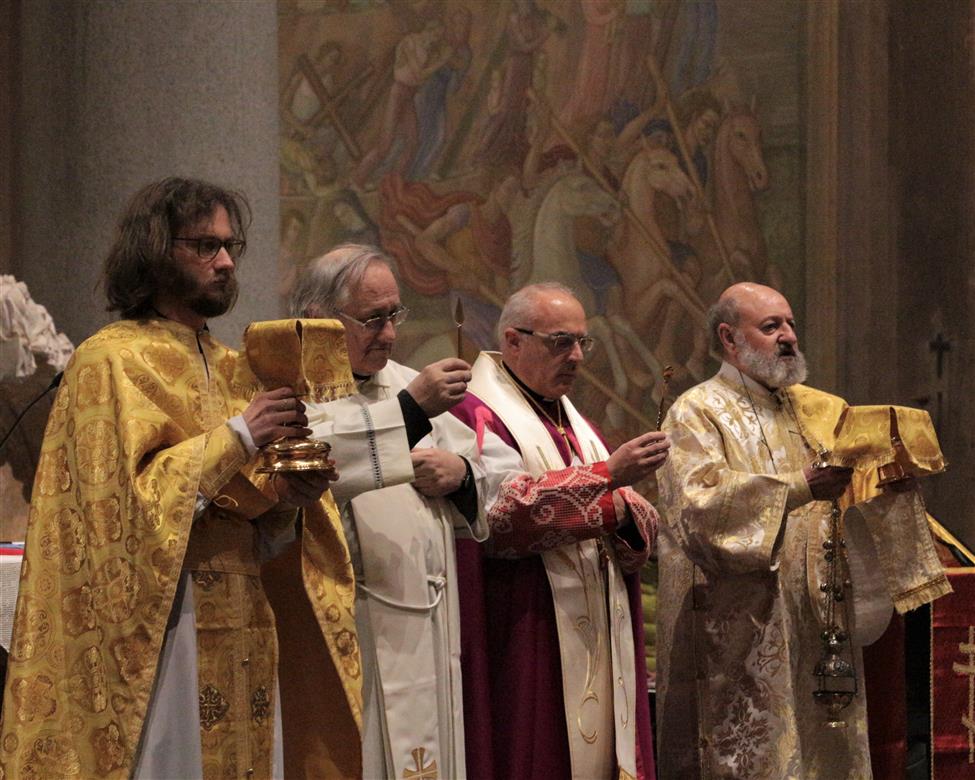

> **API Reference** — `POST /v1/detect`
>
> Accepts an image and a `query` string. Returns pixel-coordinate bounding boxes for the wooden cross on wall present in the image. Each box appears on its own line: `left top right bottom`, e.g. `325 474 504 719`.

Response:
929 331 952 434
930 332 951 379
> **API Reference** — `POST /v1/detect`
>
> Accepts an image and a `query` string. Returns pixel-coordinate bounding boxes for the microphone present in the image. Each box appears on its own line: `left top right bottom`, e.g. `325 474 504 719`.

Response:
0 371 64 451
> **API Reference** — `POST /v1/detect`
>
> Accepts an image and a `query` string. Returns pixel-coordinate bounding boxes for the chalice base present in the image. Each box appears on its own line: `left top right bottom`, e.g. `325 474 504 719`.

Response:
257 438 333 473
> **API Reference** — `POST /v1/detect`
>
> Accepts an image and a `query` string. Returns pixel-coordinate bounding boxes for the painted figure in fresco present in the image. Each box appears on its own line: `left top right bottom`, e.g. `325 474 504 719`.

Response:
641 116 677 152
329 191 381 246
560 0 624 126
682 101 776 298
508 96 678 426
711 104 775 285
280 42 346 193
607 144 708 397
409 6 473 180
298 187 381 266
525 163 657 427
475 0 554 167
569 103 669 190
281 141 338 196
378 171 519 353
378 100 561 360
353 18 453 189
524 167 620 301
278 207 309 298
676 88 723 188
522 91 700 426
670 0 719 96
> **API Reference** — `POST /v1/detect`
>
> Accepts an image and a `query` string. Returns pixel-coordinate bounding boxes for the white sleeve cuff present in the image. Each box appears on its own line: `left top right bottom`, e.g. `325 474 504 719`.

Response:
227 415 258 458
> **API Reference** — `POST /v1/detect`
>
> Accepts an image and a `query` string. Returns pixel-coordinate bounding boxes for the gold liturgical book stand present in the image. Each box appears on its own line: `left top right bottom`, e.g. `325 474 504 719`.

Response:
244 318 356 473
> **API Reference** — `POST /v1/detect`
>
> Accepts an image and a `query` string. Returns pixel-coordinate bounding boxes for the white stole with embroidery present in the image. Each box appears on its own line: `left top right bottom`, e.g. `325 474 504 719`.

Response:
470 353 637 780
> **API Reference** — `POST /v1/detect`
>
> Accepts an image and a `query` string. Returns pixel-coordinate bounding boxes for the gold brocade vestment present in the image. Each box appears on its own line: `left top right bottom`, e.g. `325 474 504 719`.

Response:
657 364 867 780
0 318 325 779
656 363 949 779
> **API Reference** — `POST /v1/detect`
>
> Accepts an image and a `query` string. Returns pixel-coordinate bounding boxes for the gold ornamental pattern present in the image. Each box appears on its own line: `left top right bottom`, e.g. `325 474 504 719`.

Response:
0 319 258 779
656 371 872 778
243 318 356 402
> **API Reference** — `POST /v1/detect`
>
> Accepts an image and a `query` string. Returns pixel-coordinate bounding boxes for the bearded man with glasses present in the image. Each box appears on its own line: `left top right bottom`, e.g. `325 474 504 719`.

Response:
271 243 520 779
0 178 333 779
450 282 669 779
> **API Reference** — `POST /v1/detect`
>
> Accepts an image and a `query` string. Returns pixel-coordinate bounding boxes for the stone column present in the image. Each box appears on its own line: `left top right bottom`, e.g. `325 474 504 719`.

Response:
11 0 280 348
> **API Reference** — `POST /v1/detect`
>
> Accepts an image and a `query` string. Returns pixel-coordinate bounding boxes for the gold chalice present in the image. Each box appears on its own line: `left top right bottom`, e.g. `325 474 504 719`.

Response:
243 318 356 474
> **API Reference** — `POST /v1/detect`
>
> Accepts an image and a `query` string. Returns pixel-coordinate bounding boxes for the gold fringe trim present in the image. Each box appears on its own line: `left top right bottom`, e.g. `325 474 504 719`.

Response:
833 452 946 472
306 379 358 403
893 574 953 614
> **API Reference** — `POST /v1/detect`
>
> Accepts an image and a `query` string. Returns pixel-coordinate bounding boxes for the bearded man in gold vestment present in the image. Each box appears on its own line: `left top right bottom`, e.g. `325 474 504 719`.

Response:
0 178 332 779
656 283 950 778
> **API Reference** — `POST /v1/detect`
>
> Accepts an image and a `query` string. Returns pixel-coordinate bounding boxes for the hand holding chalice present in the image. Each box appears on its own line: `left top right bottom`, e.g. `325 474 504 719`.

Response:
243 318 356 474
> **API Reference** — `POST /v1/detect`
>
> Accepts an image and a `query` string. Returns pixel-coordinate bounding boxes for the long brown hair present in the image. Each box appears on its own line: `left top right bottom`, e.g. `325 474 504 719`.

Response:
102 177 251 318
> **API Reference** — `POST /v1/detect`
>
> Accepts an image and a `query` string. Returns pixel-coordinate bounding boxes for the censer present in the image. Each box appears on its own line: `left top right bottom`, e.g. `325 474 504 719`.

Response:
810 453 858 728
243 318 357 473
811 404 947 726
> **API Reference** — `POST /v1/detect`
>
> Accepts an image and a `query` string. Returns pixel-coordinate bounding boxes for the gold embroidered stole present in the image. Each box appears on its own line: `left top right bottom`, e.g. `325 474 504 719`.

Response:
261 491 363 780
469 353 637 780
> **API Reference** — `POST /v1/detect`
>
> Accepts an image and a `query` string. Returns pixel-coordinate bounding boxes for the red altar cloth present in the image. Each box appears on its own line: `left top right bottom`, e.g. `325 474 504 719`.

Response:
864 616 907 778
931 568 975 778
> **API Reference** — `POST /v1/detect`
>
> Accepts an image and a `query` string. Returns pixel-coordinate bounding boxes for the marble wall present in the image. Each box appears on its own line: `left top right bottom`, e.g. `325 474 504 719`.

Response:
3 0 282 349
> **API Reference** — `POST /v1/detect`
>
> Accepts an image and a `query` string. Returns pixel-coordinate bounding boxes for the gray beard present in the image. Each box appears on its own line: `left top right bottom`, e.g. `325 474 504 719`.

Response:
735 336 808 388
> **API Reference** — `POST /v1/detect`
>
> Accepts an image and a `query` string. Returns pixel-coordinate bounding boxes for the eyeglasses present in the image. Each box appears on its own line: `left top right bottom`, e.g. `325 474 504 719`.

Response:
173 236 247 261
514 327 596 354
338 306 409 332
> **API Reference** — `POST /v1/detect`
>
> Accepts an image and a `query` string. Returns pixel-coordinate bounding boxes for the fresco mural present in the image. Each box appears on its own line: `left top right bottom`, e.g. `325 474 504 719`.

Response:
278 0 806 447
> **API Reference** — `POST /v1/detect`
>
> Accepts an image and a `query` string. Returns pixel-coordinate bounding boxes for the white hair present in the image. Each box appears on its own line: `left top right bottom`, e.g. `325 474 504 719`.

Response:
289 243 391 318
706 296 741 357
496 282 580 345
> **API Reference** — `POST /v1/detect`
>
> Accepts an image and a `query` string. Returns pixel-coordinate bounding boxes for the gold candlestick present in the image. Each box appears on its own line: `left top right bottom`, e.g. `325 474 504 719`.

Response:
654 365 674 430
454 298 465 361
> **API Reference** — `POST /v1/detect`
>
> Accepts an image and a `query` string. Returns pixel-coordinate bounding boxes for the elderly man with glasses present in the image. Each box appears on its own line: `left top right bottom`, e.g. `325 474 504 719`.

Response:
450 282 669 780
271 243 520 779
